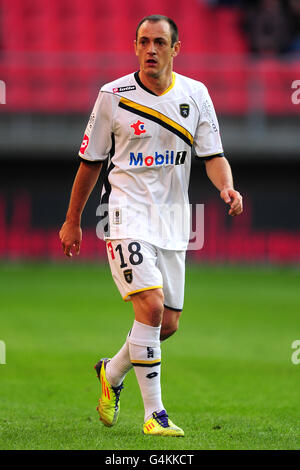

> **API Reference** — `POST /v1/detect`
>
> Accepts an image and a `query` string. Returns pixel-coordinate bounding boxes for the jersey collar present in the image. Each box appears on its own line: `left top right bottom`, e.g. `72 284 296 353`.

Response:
134 71 176 97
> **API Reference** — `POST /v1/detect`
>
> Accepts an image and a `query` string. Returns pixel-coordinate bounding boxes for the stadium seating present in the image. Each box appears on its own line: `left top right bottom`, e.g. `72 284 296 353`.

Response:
0 0 298 114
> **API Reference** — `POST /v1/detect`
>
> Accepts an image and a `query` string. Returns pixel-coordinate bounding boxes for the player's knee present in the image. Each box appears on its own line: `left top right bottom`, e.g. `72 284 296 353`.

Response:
149 305 164 326
133 289 164 327
148 295 164 326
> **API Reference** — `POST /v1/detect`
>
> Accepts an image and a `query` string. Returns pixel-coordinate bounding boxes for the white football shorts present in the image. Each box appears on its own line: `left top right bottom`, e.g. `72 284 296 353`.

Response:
106 239 186 311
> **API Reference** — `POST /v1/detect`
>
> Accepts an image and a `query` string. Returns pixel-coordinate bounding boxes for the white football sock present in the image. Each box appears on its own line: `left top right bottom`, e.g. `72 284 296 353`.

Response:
128 320 164 422
105 333 133 387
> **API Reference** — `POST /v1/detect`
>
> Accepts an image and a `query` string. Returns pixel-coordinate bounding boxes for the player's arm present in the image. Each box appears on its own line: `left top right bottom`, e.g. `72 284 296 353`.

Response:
204 156 243 216
59 160 102 257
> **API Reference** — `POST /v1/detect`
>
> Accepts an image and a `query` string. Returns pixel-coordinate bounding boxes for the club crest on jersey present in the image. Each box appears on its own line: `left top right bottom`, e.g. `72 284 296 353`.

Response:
123 269 133 284
131 120 146 136
179 103 190 118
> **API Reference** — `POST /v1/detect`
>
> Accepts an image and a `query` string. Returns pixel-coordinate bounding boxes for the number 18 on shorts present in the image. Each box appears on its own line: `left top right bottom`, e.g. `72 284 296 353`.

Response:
106 239 185 310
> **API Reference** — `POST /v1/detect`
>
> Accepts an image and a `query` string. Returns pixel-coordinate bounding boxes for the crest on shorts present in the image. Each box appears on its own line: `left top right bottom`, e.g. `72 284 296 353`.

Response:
179 103 189 118
123 269 133 284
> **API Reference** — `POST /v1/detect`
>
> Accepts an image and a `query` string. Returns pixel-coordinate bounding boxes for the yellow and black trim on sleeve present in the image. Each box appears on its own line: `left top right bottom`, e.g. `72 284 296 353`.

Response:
118 97 194 148
78 156 103 164
195 152 225 161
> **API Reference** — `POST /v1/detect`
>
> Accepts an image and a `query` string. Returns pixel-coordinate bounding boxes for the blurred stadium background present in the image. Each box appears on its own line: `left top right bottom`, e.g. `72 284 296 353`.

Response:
1 0 300 451
0 0 299 264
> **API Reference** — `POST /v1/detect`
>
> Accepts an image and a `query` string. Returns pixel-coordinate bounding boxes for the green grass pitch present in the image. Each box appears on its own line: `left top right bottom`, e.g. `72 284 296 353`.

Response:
0 262 299 450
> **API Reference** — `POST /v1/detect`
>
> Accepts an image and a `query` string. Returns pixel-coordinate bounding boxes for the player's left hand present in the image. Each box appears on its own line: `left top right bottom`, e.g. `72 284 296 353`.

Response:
220 188 243 216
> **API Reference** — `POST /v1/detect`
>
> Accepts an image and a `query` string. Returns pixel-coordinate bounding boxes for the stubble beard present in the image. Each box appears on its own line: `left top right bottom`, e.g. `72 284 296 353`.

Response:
145 70 160 79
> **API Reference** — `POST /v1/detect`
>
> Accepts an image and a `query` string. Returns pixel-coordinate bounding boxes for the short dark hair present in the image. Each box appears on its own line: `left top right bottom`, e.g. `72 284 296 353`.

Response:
136 15 179 47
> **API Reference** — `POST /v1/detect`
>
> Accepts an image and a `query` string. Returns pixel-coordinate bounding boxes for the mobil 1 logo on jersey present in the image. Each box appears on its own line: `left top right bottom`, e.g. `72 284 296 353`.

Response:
129 150 187 167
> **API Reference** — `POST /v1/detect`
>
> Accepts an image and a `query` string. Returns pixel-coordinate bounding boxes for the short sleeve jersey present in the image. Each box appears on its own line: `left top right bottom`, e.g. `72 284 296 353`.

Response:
79 71 224 250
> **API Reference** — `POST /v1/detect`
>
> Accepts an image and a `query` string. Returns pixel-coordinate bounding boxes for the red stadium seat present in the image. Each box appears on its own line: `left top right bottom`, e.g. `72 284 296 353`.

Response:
214 7 248 54
0 0 299 114
256 59 297 114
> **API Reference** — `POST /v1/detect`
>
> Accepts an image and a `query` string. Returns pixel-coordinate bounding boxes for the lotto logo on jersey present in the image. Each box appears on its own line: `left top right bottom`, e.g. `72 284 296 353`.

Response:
80 134 89 154
113 86 136 93
129 150 187 167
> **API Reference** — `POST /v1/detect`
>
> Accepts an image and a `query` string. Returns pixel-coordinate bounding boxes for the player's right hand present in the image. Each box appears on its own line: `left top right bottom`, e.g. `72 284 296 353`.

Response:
59 221 82 258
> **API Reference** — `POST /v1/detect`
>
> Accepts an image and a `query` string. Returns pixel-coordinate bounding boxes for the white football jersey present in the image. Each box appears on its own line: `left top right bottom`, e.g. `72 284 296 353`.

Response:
79 71 224 250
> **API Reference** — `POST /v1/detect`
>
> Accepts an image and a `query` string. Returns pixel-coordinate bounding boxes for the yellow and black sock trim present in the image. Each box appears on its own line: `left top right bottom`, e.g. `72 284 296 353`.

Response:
131 359 161 367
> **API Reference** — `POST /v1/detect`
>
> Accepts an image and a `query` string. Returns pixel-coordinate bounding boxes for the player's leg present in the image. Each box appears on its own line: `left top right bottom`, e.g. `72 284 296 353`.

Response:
131 246 186 435
103 304 181 392
131 287 164 327
158 247 186 342
95 239 163 427
160 306 182 341
102 303 180 395
129 288 184 436
104 332 132 386
129 288 164 421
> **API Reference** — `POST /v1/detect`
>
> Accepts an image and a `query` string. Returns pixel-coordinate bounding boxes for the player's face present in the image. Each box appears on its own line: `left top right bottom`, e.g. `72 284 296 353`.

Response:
134 20 180 79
